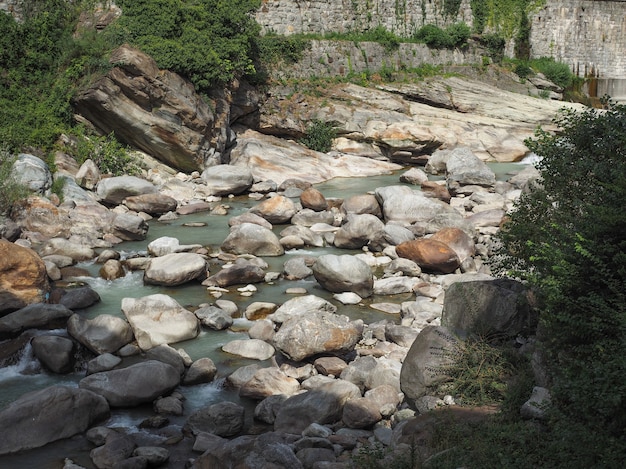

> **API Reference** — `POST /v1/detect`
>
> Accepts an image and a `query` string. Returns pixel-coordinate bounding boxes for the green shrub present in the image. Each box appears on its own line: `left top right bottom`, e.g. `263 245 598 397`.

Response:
361 25 400 51
414 23 470 49
445 22 471 48
479 33 506 63
0 151 31 215
69 128 140 176
299 120 337 153
513 61 533 79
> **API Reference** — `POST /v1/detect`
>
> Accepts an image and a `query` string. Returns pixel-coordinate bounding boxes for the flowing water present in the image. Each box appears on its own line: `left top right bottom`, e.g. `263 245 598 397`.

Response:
0 162 529 468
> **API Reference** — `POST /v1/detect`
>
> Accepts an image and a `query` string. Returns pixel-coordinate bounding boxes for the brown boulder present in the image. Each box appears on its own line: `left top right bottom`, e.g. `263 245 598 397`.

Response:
420 181 451 203
0 240 49 314
123 193 178 215
300 187 328 212
430 227 475 263
396 238 460 274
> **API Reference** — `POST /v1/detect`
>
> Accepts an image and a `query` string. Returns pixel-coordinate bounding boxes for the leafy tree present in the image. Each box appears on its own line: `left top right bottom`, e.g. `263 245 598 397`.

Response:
494 103 626 446
105 0 261 91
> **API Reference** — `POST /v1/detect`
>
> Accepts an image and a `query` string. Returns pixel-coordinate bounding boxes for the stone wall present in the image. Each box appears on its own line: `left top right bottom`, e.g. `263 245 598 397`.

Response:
256 0 474 37
530 1 626 78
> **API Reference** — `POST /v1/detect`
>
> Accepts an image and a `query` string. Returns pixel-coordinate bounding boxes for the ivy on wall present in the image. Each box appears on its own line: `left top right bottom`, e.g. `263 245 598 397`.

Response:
470 0 546 40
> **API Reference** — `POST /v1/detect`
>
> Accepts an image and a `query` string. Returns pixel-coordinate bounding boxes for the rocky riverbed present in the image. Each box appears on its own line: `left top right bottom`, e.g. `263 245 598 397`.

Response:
0 144 548 468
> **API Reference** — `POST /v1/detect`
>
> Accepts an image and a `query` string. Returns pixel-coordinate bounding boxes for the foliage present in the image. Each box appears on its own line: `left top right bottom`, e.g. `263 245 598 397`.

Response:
493 103 626 444
530 57 573 89
103 0 261 91
350 441 421 469
513 61 533 79
299 120 337 153
0 151 31 215
470 0 546 41
442 0 463 19
413 23 470 49
478 33 506 63
69 128 140 176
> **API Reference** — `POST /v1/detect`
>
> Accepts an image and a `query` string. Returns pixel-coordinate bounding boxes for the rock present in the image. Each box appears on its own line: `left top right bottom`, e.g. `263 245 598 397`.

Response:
58 286 101 310
96 176 157 205
249 194 297 224
374 186 459 226
73 44 220 172
333 292 362 305
79 360 180 407
280 224 325 247
239 367 301 400
466 208 506 227
183 357 217 385
274 380 361 434
420 180 451 203
385 324 419 348
342 397 382 429
0 303 73 340
520 386 551 420
204 260 266 287
384 258 422 277
133 446 169 467
341 193 382 218
373 276 420 295
273 311 361 361
87 353 122 375
396 238 461 274
31 335 75 374
312 254 374 298
283 257 313 280
268 295 337 324
110 212 149 241
333 213 385 249
230 129 400 186
11 154 52 194
144 252 207 286
300 187 328 211
399 167 429 185
442 279 535 338
99 259 126 280
153 395 184 416
430 227 475 263
291 208 335 227
121 294 199 350
123 193 178 215
145 344 186 376
222 339 276 361
201 164 254 196
445 147 496 189
399 326 462 408
314 357 348 377
0 239 49 313
147 236 203 257
0 385 109 455
195 305 233 330
90 431 136 469
221 222 285 256
75 159 100 190
244 302 277 320
38 237 96 261
185 401 245 437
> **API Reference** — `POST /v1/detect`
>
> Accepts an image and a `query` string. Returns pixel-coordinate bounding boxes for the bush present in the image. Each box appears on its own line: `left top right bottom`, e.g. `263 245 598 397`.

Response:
69 128 140 176
0 151 30 215
493 103 626 450
414 23 470 49
531 57 573 89
299 120 337 153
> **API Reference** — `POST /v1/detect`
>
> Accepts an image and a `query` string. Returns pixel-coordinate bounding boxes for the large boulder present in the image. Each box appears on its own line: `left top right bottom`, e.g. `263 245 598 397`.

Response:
123 192 178 215
273 380 361 434
249 195 297 224
147 236 203 257
222 339 275 361
0 303 73 340
185 401 245 437
442 279 535 338
445 147 496 189
144 252 207 286
430 227 475 264
0 239 49 313
312 254 374 298
221 222 284 256
11 154 52 194
395 238 461 274
0 385 109 455
399 326 462 408
333 213 385 249
38 237 96 261
374 185 459 226
204 260 266 287
73 44 218 172
273 312 362 362
239 367 301 400
31 335 75 374
96 175 157 205
79 360 180 407
201 164 254 196
268 295 337 324
67 313 134 355
121 294 199 350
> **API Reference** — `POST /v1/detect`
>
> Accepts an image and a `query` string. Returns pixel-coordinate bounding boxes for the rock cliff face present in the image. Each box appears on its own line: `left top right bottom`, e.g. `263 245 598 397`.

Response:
72 45 258 172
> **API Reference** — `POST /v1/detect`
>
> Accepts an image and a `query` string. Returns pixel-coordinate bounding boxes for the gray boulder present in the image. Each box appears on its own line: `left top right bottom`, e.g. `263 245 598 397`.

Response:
203 260 266 287
274 380 361 434
58 286 101 310
249 194 297 224
399 326 462 408
123 192 178 215
147 236 202 257
12 154 52 194
195 305 233 330
67 313 133 354
144 252 207 286
0 385 109 455
273 312 361 362
31 335 75 374
445 147 496 189
121 294 199 350
185 401 245 437
79 360 180 407
96 175 157 205
110 212 149 241
222 339 276 361
442 279 535 338
201 164 254 196
183 357 217 385
268 295 337 324
0 303 73 339
333 213 385 249
239 367 301 400
312 254 374 298
221 222 285 256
